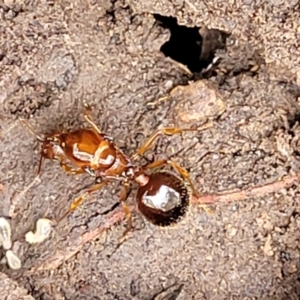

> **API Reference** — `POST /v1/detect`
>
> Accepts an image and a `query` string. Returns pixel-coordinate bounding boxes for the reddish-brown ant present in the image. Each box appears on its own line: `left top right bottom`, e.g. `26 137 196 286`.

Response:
21 103 212 242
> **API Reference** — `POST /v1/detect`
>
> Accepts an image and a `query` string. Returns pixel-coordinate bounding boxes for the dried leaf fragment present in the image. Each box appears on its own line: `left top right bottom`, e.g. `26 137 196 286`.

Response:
0 217 12 250
25 218 52 244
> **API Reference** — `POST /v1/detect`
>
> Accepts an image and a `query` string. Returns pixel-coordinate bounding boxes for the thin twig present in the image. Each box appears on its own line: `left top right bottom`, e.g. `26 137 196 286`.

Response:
26 174 300 272
193 174 300 205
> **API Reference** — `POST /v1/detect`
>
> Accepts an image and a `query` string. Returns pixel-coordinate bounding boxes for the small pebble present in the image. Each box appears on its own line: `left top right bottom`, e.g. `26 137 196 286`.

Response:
205 255 213 261
226 224 238 237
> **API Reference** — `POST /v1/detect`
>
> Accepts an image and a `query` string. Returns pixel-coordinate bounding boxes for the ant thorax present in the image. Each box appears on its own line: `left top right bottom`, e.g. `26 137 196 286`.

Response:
141 184 181 212
78 143 114 167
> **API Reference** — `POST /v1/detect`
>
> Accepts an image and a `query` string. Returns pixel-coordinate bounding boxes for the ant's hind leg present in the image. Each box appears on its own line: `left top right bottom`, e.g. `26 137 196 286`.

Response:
82 101 102 135
143 159 198 196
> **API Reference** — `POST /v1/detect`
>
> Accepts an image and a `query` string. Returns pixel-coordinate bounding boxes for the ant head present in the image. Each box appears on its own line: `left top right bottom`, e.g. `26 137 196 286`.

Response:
20 118 64 175
136 172 190 226
41 133 63 159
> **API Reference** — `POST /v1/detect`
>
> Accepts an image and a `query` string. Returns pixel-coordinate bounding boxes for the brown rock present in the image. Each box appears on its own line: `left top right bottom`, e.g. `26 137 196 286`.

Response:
171 80 226 125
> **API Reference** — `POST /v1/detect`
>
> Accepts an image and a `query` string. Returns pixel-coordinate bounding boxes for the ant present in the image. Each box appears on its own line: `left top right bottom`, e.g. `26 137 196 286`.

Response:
20 102 213 243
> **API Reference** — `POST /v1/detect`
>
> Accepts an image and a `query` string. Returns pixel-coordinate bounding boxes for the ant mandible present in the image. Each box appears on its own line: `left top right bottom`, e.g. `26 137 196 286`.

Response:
21 102 212 242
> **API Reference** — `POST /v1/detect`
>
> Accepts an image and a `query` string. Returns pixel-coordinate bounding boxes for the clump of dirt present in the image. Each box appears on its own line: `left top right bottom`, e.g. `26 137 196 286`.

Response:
37 53 78 92
2 52 78 118
4 78 53 118
0 2 26 20
215 40 265 76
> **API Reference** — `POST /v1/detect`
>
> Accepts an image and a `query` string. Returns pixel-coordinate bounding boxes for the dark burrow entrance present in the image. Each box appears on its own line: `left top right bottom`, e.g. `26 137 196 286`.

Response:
154 14 229 75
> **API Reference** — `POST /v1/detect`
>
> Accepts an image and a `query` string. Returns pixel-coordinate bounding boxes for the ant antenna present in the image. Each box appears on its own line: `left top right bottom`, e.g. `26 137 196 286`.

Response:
19 118 45 176
36 154 44 176
19 118 44 142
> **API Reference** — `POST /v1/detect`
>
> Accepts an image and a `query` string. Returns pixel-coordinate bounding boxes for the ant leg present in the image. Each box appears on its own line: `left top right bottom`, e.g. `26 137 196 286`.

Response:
119 182 132 242
57 180 110 223
143 160 199 195
110 182 132 255
36 154 44 177
143 159 213 215
132 122 212 160
82 101 102 135
36 157 85 179
59 161 86 175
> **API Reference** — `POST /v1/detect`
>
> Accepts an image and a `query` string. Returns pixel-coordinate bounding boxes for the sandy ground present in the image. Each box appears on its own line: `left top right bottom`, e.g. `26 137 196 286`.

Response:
0 0 300 299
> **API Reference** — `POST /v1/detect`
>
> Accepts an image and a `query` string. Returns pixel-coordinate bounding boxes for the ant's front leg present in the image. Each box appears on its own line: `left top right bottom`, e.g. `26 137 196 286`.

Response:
59 161 86 175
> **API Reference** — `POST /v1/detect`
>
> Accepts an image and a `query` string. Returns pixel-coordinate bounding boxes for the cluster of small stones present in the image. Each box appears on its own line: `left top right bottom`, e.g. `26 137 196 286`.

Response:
0 217 53 270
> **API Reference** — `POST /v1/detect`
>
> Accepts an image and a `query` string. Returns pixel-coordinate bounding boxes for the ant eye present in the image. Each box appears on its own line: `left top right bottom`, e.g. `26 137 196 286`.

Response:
136 172 190 226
